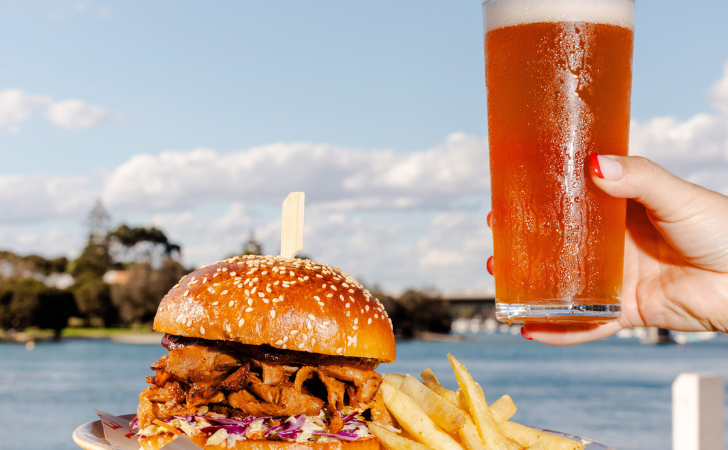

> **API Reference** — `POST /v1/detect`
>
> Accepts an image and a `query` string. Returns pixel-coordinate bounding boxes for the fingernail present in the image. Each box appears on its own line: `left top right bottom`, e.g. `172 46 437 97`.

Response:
487 256 494 275
487 211 493 228
521 327 533 340
590 155 623 180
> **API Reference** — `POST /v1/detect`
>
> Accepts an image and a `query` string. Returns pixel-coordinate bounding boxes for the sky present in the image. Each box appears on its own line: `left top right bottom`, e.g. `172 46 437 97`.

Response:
1 0 727 296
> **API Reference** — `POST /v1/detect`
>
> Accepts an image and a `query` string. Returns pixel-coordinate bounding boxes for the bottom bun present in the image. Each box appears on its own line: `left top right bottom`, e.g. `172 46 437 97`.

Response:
139 434 382 450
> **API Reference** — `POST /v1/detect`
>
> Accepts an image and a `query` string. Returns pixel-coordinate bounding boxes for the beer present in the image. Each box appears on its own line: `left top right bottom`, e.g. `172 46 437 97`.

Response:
484 0 635 322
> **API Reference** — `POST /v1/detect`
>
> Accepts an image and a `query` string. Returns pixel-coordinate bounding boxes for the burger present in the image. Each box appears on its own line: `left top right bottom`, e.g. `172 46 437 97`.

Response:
135 254 397 450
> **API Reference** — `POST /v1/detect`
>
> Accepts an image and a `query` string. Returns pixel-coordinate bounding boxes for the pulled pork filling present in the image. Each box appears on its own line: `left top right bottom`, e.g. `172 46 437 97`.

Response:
138 334 393 442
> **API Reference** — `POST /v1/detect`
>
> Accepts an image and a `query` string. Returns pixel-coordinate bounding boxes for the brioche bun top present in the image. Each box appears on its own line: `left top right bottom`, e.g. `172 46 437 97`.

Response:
153 255 396 363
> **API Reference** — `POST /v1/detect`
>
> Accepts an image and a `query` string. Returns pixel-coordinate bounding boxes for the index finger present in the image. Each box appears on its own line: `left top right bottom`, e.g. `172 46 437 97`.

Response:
521 321 624 346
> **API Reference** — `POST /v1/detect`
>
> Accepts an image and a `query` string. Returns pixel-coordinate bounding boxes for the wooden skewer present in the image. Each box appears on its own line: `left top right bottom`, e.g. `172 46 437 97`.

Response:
280 192 305 259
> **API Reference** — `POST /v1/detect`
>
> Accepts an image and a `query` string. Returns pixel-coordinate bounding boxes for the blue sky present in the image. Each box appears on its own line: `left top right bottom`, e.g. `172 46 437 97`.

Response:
1 0 727 295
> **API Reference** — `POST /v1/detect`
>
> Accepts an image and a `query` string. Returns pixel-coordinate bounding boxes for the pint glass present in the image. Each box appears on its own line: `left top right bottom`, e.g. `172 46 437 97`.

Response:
484 0 635 322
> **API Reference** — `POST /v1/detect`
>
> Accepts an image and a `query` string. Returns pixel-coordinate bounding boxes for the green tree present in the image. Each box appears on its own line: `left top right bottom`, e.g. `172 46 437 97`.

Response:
111 257 186 325
0 278 76 340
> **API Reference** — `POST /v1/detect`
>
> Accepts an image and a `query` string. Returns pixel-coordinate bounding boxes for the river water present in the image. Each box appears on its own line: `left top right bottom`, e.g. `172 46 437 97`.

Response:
1 333 728 450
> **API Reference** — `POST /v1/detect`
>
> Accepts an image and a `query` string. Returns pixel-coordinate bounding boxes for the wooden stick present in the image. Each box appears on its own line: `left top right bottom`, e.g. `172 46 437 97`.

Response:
280 192 305 259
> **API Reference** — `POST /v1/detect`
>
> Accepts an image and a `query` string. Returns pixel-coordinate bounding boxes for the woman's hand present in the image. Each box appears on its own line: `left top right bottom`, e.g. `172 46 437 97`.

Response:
520 155 728 345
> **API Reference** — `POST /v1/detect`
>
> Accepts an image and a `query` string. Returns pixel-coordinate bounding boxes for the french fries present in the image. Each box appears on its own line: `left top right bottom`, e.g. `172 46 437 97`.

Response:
490 395 517 423
398 375 467 433
448 354 518 450
368 423 433 450
379 383 464 450
421 368 461 407
383 373 407 387
500 422 585 450
371 357 587 450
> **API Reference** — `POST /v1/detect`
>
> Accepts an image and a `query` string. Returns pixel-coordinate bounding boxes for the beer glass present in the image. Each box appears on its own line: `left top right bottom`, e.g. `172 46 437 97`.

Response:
483 0 635 322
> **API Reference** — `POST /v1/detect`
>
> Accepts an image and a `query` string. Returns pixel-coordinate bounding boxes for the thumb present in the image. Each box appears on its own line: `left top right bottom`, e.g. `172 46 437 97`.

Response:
589 155 705 223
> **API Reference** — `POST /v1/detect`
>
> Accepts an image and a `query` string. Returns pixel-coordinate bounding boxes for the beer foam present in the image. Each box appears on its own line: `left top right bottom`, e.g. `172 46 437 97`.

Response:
484 0 635 31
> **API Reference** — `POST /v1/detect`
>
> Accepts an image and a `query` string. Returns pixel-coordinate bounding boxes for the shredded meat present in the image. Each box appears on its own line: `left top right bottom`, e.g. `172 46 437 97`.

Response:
139 337 385 431
227 387 324 416
220 362 250 392
166 345 240 384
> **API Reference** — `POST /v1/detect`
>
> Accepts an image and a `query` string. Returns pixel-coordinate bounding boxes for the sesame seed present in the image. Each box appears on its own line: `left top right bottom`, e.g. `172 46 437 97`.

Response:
366 305 369 311
245 307 254 312
298 343 304 349
349 289 355 294
311 338 316 345
208 287 215 294
258 292 265 298
214 283 220 286
346 311 351 317
266 287 271 293
302 333 307 341
252 278 258 282
183 290 189 297
342 283 349 288
374 314 378 318
360 309 364 313
276 340 284 346
353 325 358 330
186 318 192 326
340 295 344 301
290 271 295 276
307 322 312 330
274 281 279 285
262 271 268 276
222 290 228 295
327 294 333 298
248 299 253 306
354 318 358 324
263 299 269 304
222 268 228 272
213 273 219 278
323 284 327 288
229 301 234 307
308 314 315 320
283 336 288 342
316 274 323 278
270 311 276 318
251 287 257 294
231 272 236 276
291 330 298 335
336 348 343 354
317 302 324 306
368 318 372 324
282 344 287 349
345 303 350 308
331 285 337 291
200 326 205 334
212 301 218 306
314 296 320 301
188 280 199 285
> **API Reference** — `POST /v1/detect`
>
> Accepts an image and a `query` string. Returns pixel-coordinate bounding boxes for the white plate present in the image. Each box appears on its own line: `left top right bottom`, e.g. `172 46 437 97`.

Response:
72 414 614 450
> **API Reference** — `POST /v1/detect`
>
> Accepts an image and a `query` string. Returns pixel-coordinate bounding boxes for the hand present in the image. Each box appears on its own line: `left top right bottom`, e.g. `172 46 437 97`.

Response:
518 155 728 345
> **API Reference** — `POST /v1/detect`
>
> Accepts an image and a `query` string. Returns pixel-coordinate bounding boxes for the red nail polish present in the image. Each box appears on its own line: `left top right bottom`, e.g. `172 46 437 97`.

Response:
487 211 493 228
521 327 533 340
589 154 604 179
487 256 494 275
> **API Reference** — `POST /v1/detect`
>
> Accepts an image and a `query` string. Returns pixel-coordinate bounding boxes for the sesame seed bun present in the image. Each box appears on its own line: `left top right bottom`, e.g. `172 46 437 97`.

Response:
140 434 382 450
153 255 396 363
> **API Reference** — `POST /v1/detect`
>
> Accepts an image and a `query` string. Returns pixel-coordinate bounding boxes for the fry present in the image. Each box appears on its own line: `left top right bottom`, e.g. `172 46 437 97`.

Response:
490 395 517 423
380 383 464 450
368 422 434 450
447 354 518 450
399 375 467 433
500 422 584 450
458 418 487 450
421 368 460 407
384 374 407 388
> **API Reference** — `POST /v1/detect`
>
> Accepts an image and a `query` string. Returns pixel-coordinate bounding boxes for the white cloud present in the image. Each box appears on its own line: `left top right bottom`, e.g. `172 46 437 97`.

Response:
103 133 490 214
45 99 113 129
709 61 728 114
0 88 113 132
630 63 728 194
0 89 52 133
0 175 96 223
